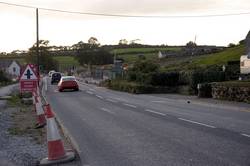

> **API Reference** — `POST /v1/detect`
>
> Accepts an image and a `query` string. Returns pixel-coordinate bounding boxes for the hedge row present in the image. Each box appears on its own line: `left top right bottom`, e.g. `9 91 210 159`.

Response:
105 80 178 94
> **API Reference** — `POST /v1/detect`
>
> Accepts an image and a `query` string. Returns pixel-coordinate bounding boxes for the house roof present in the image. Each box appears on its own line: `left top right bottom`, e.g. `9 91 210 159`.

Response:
0 60 21 69
0 59 13 69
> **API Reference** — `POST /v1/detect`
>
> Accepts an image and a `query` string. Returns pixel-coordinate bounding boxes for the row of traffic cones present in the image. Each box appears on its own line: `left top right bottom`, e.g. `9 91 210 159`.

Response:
32 88 75 165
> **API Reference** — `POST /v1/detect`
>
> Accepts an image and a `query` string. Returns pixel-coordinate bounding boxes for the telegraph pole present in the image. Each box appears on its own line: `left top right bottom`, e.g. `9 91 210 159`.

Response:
36 8 39 76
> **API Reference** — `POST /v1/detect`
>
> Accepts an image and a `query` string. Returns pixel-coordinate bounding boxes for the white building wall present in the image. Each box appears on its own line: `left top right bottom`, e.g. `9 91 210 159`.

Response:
7 61 20 77
240 55 250 74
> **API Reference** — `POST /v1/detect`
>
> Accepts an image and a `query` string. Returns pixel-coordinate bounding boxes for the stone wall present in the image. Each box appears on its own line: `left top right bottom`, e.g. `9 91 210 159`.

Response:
211 82 250 103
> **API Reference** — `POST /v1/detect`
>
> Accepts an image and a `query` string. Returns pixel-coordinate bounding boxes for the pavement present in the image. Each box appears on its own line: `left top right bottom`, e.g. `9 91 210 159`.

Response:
44 77 250 166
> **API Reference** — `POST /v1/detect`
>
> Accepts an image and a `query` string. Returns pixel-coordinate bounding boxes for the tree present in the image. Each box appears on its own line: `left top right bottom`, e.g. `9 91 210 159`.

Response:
75 47 113 66
228 43 236 48
130 39 140 45
118 39 128 45
186 41 197 48
72 41 97 50
25 40 59 72
88 37 100 46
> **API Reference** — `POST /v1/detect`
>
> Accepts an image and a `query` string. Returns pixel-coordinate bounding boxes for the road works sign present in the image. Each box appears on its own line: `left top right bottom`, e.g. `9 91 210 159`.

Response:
20 64 38 92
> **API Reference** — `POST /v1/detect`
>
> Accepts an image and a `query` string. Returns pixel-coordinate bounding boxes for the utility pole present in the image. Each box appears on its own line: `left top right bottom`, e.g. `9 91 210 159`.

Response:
36 8 39 76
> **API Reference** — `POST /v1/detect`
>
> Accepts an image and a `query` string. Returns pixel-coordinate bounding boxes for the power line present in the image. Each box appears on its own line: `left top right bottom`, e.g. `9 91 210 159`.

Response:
0 1 250 18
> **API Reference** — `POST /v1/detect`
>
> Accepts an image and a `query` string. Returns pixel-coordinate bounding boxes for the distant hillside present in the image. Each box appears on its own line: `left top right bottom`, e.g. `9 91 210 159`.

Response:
162 44 245 71
114 47 181 63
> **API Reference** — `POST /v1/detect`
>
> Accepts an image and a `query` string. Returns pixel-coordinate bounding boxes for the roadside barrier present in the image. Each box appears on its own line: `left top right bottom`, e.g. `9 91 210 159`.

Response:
35 95 46 128
32 91 37 112
40 104 75 165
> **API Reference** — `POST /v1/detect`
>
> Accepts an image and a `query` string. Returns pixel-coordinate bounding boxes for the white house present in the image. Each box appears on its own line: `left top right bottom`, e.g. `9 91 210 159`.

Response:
0 60 21 77
240 54 250 74
158 51 166 59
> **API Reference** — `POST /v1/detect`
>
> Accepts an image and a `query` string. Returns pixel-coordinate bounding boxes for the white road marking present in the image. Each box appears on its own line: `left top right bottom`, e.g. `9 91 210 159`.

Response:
178 118 216 128
106 99 118 103
86 91 94 95
241 133 250 138
96 95 104 99
145 109 166 116
116 98 128 102
123 103 137 108
100 108 114 114
151 100 166 103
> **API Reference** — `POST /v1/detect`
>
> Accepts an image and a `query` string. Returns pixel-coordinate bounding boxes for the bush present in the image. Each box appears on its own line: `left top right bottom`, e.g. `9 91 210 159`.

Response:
0 71 11 85
108 80 154 94
188 70 225 93
151 72 179 86
197 83 212 98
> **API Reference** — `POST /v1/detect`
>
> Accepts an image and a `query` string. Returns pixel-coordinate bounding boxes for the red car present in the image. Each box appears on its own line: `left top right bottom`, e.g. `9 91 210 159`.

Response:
58 76 79 92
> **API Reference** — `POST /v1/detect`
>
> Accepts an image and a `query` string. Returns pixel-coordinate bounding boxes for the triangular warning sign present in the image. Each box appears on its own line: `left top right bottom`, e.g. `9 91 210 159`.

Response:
20 65 38 80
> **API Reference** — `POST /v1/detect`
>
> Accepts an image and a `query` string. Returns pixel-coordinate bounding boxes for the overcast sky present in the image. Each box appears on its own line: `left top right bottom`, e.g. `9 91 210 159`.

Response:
0 0 250 52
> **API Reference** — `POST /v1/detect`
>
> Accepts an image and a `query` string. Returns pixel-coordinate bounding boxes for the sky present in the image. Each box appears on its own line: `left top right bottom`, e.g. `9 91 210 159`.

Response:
0 0 250 52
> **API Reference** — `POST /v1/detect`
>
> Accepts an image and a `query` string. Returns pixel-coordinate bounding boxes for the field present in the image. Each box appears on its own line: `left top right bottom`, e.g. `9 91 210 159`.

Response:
0 44 243 72
112 47 181 54
52 56 79 71
161 44 245 71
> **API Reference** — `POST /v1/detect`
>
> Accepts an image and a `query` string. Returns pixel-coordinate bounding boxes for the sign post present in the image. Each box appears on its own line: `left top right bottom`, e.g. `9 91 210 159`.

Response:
19 64 38 93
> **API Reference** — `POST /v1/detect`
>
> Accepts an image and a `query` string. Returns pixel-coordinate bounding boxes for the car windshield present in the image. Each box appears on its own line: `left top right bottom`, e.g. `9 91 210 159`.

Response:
52 73 61 77
62 77 76 81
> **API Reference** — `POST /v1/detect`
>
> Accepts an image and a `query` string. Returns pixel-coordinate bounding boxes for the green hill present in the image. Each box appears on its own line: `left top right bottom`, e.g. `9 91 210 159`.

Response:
191 44 245 67
163 44 245 71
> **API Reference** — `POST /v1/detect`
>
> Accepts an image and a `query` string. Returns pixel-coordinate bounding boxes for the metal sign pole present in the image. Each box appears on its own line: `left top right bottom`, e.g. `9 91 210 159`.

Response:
36 8 40 85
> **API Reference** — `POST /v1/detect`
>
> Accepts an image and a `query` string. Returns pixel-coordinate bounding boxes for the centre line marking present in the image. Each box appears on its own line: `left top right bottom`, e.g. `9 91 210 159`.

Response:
96 95 104 99
86 91 93 94
123 103 137 108
178 118 216 128
145 109 166 116
106 99 117 103
100 108 114 114
241 133 250 138
151 100 166 103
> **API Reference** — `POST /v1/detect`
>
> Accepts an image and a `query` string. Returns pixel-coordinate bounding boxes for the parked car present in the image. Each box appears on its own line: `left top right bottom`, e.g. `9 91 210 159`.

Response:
58 76 79 92
51 72 62 84
48 70 55 77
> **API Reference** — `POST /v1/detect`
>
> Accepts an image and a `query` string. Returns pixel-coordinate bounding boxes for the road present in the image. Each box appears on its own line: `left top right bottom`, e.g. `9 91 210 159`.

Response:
44 77 250 166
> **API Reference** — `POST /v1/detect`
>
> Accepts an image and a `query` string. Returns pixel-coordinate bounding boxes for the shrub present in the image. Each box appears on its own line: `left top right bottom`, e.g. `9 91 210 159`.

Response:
197 83 212 98
150 72 179 86
0 70 10 84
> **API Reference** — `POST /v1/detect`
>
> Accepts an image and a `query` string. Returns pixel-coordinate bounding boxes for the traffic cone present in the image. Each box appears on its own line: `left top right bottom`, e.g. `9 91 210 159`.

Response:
40 104 75 165
35 96 46 128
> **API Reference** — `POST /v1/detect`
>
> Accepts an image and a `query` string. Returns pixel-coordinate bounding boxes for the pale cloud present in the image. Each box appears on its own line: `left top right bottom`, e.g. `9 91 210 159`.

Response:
0 0 250 52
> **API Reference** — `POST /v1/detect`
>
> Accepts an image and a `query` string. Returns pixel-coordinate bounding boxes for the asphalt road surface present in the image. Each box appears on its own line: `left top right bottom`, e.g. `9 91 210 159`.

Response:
44 77 250 166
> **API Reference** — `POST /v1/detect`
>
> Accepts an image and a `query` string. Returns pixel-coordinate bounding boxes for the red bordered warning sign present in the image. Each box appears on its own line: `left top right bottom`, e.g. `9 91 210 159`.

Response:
19 64 38 93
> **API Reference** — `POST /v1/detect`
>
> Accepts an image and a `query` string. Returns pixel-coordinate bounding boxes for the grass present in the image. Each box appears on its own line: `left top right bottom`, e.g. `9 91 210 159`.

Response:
7 93 46 144
162 44 245 71
53 56 80 71
118 53 158 63
215 80 250 87
7 94 23 107
112 47 181 55
191 45 245 67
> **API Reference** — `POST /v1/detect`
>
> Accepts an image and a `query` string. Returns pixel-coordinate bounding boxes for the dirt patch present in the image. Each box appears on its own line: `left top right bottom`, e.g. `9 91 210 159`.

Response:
7 94 46 145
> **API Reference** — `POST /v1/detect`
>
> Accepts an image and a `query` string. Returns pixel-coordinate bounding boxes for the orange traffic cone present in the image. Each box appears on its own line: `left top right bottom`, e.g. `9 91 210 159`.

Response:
40 104 75 165
35 96 46 128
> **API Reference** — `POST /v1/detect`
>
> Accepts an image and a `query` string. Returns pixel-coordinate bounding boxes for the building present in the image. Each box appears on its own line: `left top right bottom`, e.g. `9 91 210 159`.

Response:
158 51 166 59
0 60 21 77
240 54 250 74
